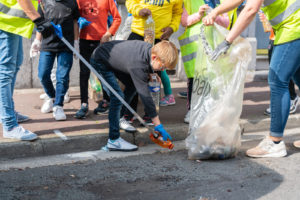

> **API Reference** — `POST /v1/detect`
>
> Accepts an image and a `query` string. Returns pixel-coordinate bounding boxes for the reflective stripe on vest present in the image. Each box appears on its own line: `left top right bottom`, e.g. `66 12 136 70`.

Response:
182 52 197 63
262 0 300 26
262 0 300 44
0 2 28 18
0 0 37 38
263 0 275 7
269 0 300 26
178 0 205 78
179 34 199 46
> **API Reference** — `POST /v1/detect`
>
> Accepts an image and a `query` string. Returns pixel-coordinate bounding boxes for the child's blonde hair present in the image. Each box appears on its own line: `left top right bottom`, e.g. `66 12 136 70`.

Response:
151 40 178 70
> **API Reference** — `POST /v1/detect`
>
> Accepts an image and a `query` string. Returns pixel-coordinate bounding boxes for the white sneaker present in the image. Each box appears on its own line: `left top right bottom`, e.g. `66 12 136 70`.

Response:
53 106 66 121
41 98 54 113
184 110 190 124
39 93 48 100
3 125 38 141
246 136 287 158
119 117 137 133
64 92 70 103
107 137 138 151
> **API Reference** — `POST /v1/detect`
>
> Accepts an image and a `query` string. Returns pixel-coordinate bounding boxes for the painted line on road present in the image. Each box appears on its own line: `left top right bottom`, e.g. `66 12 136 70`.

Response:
54 129 68 141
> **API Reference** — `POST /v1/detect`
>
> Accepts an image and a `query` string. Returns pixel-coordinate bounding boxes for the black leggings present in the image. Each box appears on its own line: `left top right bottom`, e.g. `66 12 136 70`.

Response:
79 39 109 104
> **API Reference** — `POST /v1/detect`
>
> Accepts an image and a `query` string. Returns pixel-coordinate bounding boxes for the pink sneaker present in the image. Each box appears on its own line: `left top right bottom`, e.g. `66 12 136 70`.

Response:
159 94 176 106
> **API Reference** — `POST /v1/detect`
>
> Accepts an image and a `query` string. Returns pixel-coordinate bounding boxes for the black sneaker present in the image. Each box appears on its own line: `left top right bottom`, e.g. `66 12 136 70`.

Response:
94 100 109 115
177 91 187 99
140 115 154 126
290 96 299 114
74 103 89 119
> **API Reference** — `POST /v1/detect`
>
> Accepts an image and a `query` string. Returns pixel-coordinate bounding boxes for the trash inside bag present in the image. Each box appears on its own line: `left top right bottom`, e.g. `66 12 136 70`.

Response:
185 24 252 160
89 73 102 93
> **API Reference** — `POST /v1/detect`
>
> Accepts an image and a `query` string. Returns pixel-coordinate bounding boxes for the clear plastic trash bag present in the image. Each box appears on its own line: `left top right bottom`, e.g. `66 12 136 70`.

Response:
185 24 252 160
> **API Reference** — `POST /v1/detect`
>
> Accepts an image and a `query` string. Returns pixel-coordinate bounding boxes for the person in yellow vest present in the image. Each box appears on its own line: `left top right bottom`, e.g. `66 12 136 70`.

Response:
178 0 229 124
258 12 300 116
123 0 182 130
0 0 53 140
203 0 300 157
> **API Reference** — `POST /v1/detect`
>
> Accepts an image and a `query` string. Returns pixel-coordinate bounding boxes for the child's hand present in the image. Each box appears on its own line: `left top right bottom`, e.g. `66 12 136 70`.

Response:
198 4 210 17
149 73 161 83
139 8 151 17
203 9 218 26
160 27 173 40
258 12 266 23
100 32 111 43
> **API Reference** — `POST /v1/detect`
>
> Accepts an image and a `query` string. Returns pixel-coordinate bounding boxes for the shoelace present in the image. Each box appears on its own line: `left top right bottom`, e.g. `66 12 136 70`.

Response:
259 138 276 151
17 126 29 135
55 107 64 114
120 118 131 127
161 96 170 102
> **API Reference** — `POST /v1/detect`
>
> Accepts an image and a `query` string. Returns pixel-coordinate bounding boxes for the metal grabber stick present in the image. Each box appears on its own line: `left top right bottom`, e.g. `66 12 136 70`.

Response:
50 23 161 139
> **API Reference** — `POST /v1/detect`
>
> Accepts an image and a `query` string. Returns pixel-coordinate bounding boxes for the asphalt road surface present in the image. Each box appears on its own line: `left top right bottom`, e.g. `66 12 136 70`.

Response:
1 131 300 200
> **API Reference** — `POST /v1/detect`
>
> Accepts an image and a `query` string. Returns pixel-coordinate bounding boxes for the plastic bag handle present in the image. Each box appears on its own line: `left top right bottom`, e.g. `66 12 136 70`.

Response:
199 24 214 57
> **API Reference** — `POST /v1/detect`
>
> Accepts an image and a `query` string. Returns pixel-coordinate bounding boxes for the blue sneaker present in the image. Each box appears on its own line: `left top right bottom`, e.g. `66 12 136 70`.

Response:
16 112 30 123
0 112 30 124
74 103 89 119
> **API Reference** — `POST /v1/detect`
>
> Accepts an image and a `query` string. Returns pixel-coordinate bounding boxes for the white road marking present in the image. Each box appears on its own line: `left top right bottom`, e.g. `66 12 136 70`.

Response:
54 129 68 141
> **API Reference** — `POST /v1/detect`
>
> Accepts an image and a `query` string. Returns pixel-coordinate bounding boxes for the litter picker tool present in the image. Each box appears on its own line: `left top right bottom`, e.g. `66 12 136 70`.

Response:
51 23 174 149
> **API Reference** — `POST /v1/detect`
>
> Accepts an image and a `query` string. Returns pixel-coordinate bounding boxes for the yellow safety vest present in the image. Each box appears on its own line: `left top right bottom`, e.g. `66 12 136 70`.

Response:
227 8 237 30
261 0 300 45
178 0 233 78
178 0 205 78
0 0 38 38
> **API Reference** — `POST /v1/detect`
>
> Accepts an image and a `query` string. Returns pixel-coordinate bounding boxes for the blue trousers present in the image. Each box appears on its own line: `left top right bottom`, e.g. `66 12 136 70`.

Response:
269 39 300 137
38 51 73 106
0 30 23 131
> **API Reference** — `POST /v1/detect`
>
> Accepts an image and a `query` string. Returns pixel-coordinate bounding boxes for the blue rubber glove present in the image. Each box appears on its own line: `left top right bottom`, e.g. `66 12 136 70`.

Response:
154 124 172 141
78 17 91 30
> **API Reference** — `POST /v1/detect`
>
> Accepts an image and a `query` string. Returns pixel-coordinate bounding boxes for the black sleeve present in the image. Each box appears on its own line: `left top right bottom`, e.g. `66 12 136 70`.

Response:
72 0 80 20
129 68 157 118
37 4 44 17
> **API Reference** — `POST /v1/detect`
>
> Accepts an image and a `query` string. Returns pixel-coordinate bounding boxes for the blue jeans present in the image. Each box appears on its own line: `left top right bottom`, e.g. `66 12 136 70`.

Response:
38 51 73 106
90 59 137 140
0 30 23 131
269 39 300 137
